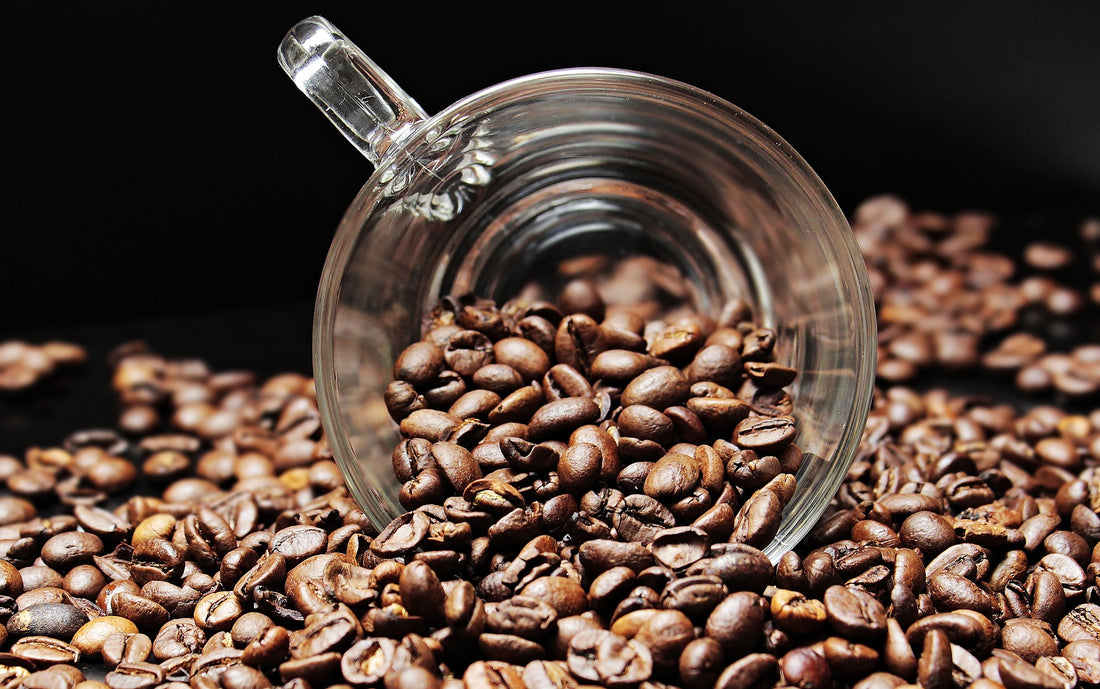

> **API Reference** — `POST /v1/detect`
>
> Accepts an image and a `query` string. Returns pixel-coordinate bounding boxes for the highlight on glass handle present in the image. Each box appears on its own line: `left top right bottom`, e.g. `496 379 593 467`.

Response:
278 16 428 166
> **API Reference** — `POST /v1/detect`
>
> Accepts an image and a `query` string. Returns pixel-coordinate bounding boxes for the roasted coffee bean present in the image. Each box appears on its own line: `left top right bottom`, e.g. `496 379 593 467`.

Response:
279 650 342 685
781 647 832 689
566 629 652 686
714 652 779 689
39 532 103 571
647 526 708 570
518 576 587 618
578 539 655 574
680 637 725 689
907 611 997 657
71 616 139 658
1059 602 1100 642
1000 618 1059 663
11 635 81 664
479 632 546 663
241 624 289 668
729 487 784 548
487 596 557 640
996 650 1066 689
6 603 88 640
770 589 827 635
494 337 553 382
101 632 153 669
339 637 402 685
734 415 796 451
151 619 205 660
611 494 676 542
421 371 468 409
270 525 327 564
528 398 601 440
648 319 706 364
231 613 276 649
104 661 163 689
706 591 767 655
557 443 602 494
520 659 574 689
590 350 654 385
618 405 676 447
823 585 887 639
462 660 526 688
393 342 446 389
927 569 995 615
621 366 689 410
643 453 700 502
916 628 953 689
443 330 494 378
554 314 605 375
106 592 168 632
631 608 694 669
289 606 360 658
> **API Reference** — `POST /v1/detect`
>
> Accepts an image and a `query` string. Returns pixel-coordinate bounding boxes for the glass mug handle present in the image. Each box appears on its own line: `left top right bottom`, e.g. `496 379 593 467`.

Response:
277 16 427 166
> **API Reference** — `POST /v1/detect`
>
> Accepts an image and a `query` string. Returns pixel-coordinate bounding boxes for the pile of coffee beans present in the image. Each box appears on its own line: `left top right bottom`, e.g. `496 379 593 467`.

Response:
858 195 1100 396
0 341 86 394
0 196 1098 689
384 286 801 550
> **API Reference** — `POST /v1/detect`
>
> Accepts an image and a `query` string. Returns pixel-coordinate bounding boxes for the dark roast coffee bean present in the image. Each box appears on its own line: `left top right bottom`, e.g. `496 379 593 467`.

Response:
590 350 654 385
643 453 700 502
824 585 887 639
685 344 743 388
621 366 689 410
566 629 652 686
101 632 153 669
996 650 1066 689
781 647 832 689
706 591 767 655
392 342 445 389
494 337 552 382
444 330 495 378
662 575 727 620
611 494 676 542
680 637 725 689
6 603 88 640
733 415 796 451
518 576 588 618
554 314 605 375
472 364 525 396
528 398 600 440
557 443 602 494
40 532 103 571
714 652 779 689
489 384 545 425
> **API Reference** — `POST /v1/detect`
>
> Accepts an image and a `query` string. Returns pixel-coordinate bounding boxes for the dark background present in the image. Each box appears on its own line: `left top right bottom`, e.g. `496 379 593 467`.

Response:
5 3 1099 357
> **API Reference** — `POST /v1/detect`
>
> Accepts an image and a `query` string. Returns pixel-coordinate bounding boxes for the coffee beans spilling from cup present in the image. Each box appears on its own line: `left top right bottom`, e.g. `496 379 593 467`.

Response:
384 284 801 552
0 195 1099 689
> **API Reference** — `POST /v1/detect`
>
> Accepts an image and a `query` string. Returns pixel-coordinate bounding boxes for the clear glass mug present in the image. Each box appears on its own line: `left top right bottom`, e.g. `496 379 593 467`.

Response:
278 16 876 561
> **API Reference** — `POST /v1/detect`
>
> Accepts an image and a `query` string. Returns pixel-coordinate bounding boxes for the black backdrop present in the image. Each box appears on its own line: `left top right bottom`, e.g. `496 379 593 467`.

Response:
6 2 1100 334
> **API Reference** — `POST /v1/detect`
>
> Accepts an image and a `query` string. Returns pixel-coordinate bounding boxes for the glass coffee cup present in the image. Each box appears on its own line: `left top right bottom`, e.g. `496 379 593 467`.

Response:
278 16 877 561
